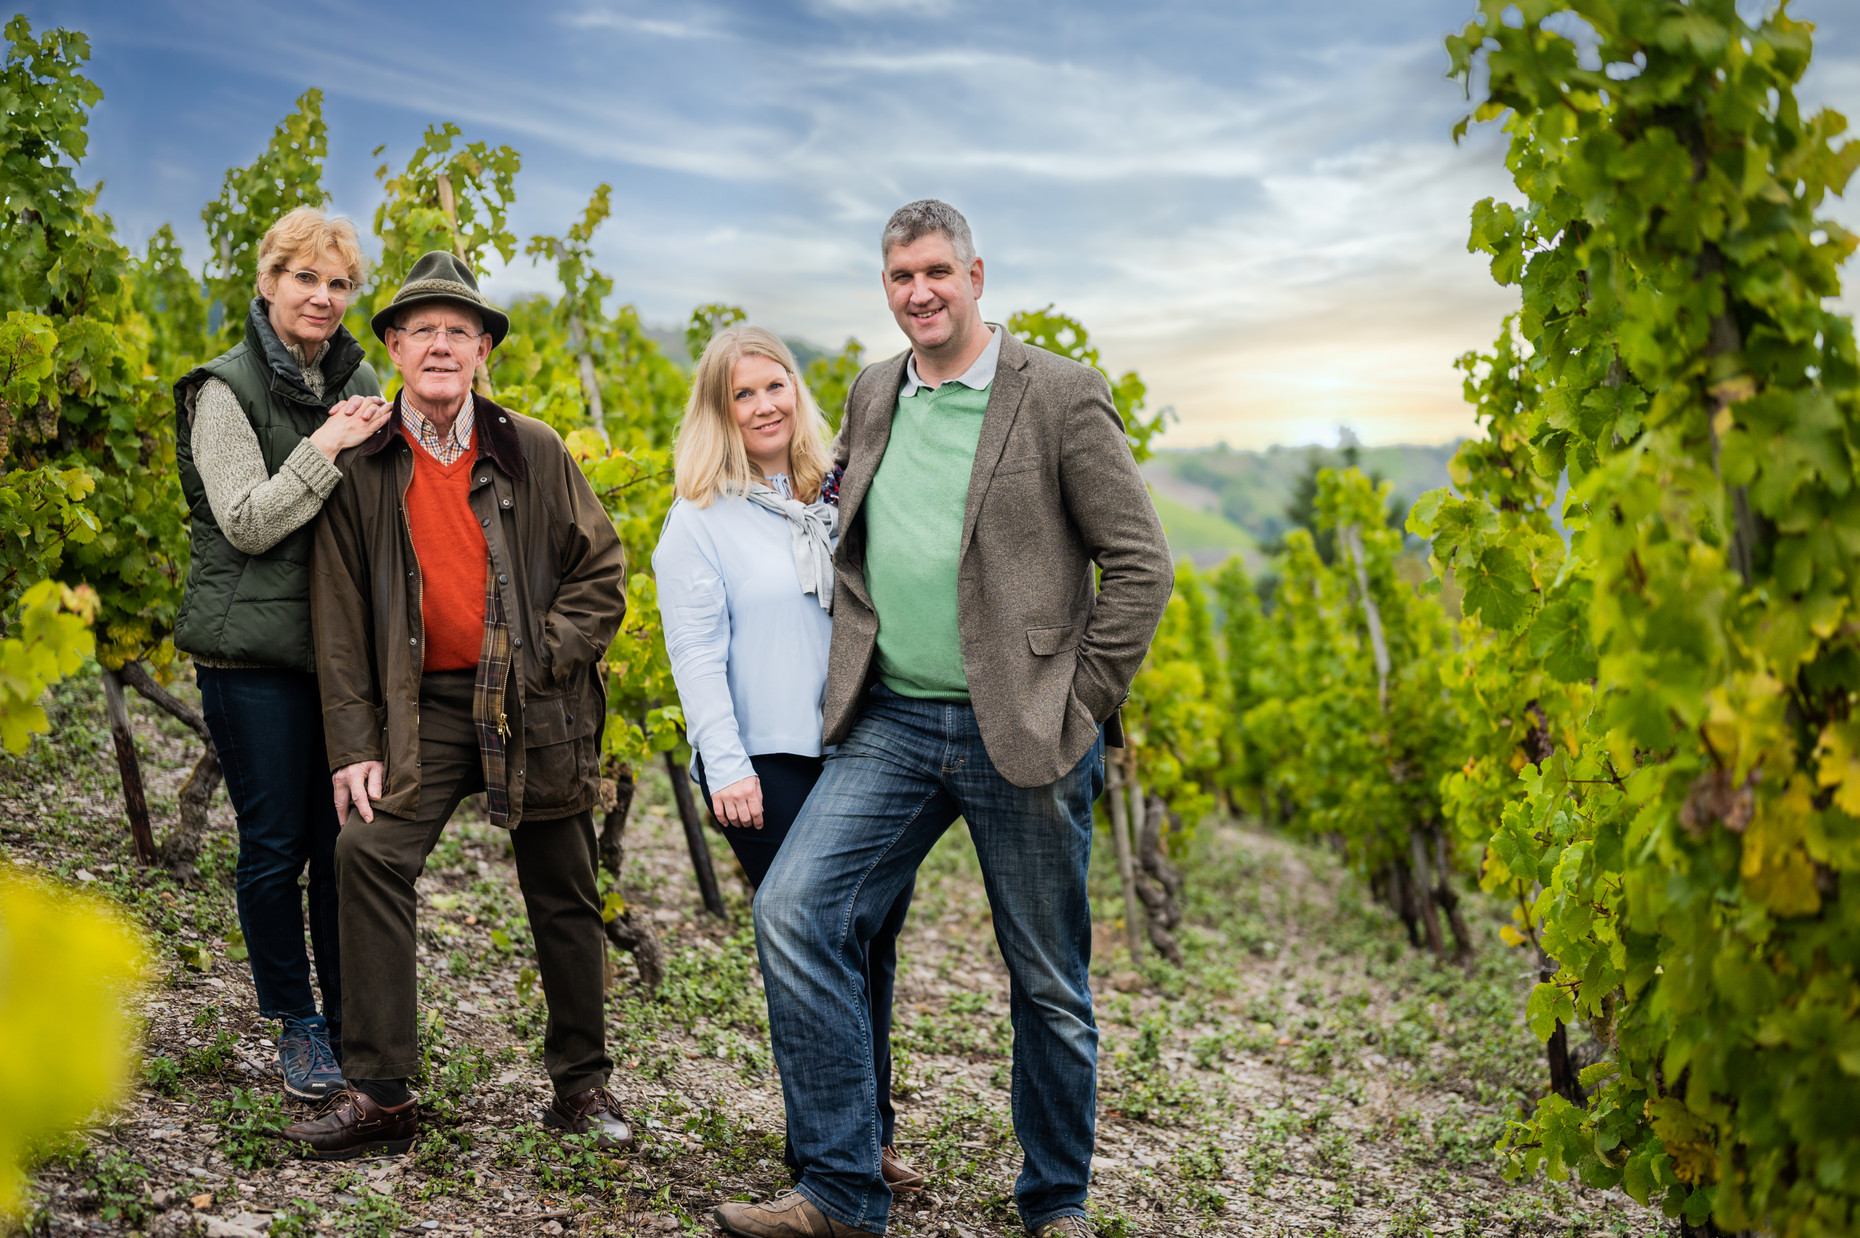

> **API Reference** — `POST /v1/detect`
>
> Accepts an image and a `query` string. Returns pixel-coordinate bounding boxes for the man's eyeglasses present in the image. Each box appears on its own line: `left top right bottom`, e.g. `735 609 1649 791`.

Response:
393 325 485 345
288 270 357 297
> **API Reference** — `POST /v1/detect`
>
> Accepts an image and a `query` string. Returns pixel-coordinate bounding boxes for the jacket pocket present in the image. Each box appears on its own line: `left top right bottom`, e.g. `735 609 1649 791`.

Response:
520 692 601 812
1027 624 1081 656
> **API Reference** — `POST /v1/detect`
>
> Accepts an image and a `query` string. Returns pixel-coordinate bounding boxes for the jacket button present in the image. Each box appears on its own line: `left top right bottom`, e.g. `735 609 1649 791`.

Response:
407 570 414 578
498 573 507 584
410 637 418 645
566 713 574 724
513 638 524 649
499 417 507 423
479 477 488 484
480 517 490 527
501 498 511 508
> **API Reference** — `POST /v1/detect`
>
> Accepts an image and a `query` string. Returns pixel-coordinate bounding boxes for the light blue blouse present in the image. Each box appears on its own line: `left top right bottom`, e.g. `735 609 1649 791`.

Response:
652 494 835 792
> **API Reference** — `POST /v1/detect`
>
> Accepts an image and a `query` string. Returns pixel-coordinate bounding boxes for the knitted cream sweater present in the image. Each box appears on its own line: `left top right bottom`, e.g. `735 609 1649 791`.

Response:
190 339 343 557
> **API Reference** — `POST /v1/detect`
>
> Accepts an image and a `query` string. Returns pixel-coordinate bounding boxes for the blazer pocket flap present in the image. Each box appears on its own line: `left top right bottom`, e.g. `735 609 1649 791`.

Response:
1027 624 1081 656
522 693 600 746
994 455 1042 477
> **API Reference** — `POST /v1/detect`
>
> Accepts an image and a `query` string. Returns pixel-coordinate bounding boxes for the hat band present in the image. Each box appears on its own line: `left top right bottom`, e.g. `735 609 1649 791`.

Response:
393 277 489 308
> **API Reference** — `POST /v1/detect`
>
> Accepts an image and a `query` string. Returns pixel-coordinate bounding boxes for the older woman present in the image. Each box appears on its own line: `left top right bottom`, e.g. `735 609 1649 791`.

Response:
653 326 922 1193
173 207 391 1102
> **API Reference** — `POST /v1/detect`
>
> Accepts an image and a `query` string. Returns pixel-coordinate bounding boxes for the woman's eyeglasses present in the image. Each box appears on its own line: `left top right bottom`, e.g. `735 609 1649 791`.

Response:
289 270 358 297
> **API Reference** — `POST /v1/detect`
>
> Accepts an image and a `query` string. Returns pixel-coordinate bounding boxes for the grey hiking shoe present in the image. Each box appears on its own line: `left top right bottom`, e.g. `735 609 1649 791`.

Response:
278 1014 344 1102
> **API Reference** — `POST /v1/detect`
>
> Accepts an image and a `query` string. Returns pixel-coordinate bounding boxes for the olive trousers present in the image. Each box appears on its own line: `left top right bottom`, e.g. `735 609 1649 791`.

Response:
334 670 612 1098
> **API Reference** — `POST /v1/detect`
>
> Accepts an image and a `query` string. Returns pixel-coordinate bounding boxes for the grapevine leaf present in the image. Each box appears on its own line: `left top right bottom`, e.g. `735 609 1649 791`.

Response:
1461 545 1535 631
1525 981 1575 1042
1529 584 1597 683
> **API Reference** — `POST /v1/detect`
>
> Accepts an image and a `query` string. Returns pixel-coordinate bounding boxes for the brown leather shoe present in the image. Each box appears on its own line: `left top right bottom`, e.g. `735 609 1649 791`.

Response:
280 1088 417 1160
542 1085 634 1151
880 1145 925 1193
712 1189 879 1237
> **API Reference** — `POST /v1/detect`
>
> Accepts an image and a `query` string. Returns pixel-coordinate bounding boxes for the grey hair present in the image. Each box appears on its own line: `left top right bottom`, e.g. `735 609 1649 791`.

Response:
881 199 976 267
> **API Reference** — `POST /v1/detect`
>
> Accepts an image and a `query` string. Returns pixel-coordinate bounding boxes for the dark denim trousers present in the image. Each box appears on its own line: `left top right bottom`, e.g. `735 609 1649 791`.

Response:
697 751 914 1145
196 666 341 1026
754 686 1105 1233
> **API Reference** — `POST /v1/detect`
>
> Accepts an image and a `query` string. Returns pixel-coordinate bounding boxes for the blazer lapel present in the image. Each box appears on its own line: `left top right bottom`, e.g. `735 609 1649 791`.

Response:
837 349 909 533
959 330 1031 557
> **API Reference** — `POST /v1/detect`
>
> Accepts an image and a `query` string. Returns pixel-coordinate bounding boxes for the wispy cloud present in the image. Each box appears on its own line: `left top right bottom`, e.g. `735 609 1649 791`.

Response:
558 2 726 38
32 0 1860 448
805 0 957 15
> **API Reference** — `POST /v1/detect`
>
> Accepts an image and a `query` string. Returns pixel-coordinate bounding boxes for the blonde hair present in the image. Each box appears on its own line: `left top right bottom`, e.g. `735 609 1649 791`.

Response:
674 326 830 507
254 206 368 296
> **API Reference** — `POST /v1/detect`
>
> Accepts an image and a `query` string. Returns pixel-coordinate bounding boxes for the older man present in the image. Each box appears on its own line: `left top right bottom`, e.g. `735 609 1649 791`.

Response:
718 202 1173 1238
282 252 631 1159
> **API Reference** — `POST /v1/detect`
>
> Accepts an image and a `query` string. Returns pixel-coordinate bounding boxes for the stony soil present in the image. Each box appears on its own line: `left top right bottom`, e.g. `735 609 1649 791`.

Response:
5 671 1672 1238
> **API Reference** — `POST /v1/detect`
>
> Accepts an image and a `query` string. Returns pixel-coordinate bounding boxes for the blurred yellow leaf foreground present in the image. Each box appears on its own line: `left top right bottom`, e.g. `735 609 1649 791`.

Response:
0 865 147 1218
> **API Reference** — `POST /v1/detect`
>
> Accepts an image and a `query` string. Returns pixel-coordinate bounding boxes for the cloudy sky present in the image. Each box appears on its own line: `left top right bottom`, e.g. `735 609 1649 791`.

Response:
23 0 1860 449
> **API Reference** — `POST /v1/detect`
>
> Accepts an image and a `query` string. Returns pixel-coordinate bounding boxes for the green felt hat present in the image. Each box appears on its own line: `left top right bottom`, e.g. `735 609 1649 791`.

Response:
370 251 509 346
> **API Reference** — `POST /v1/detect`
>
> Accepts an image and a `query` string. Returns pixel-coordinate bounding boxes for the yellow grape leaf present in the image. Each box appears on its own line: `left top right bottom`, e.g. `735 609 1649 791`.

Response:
0 582 96 755
1813 722 1860 818
1701 672 1786 784
1499 924 1528 948
1645 1097 1717 1186
562 427 609 461
0 866 148 1217
1740 776 1821 918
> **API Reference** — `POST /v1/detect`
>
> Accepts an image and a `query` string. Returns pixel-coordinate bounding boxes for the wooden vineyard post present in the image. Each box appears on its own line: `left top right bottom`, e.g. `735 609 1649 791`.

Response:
569 316 608 444
664 750 725 919
1106 753 1145 963
100 666 156 864
597 760 666 991
1340 523 1390 711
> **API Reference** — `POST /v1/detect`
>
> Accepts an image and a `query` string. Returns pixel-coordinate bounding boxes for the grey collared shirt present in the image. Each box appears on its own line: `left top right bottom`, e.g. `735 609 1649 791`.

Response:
900 324 1002 398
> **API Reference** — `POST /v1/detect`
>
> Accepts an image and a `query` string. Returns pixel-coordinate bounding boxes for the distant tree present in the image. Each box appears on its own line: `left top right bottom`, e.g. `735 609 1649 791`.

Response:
1270 428 1406 564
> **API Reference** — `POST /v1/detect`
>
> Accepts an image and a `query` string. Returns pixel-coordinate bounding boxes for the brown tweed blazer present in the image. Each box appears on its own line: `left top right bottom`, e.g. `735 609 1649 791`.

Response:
824 328 1174 788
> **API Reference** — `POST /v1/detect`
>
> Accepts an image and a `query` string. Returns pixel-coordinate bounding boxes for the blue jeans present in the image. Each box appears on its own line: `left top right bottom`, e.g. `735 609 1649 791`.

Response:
696 752 914 1146
196 666 341 1027
754 685 1106 1233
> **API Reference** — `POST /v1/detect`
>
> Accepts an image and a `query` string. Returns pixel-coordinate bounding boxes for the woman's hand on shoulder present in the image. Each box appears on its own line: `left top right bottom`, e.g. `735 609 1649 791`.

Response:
312 395 394 461
711 775 764 829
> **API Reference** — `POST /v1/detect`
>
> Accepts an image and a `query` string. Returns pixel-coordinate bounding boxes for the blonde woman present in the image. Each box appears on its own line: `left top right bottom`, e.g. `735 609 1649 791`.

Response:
653 326 922 1192
173 207 391 1102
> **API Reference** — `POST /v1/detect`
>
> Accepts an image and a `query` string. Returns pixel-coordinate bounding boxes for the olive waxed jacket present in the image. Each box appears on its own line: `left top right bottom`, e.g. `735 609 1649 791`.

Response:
311 394 626 826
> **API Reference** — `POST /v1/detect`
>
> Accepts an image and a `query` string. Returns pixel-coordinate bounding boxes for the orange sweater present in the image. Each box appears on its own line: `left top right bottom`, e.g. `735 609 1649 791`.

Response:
404 431 488 672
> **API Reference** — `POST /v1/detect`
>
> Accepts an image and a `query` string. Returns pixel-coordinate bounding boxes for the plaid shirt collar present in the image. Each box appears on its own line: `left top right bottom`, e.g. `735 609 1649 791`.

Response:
401 392 476 465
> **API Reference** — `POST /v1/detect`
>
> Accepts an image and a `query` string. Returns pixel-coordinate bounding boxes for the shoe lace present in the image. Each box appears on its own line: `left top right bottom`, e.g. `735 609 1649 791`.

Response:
1038 1217 1093 1238
580 1085 621 1114
311 1087 362 1119
305 1025 340 1078
277 1020 312 1070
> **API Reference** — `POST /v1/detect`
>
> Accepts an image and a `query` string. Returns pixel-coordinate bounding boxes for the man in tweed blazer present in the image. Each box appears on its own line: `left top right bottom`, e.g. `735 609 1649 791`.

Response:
714 201 1173 1238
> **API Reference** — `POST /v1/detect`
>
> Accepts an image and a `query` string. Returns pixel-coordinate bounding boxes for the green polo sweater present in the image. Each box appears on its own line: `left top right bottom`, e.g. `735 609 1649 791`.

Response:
863 379 991 701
